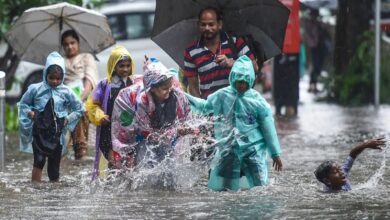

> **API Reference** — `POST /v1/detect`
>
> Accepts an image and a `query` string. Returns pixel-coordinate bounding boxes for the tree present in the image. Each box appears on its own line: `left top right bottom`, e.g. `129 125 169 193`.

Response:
330 0 376 105
0 0 101 89
333 0 373 74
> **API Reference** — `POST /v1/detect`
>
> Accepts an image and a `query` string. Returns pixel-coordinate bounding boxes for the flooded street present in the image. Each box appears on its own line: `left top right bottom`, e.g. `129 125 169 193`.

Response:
1 82 390 219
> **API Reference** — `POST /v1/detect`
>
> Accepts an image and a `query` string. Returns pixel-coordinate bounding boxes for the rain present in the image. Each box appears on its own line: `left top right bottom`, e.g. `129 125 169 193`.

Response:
1 0 390 219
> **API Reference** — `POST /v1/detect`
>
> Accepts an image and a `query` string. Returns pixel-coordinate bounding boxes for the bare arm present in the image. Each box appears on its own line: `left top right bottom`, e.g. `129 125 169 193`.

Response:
349 138 386 159
187 76 201 98
81 78 93 102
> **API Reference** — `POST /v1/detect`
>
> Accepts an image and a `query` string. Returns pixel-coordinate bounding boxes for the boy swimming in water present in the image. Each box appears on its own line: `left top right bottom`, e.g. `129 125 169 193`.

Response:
314 138 386 192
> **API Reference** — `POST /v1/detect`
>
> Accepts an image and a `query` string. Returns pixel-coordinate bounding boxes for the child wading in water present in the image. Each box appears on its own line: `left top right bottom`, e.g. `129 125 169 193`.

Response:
86 45 134 180
18 51 84 182
185 55 283 191
315 138 386 192
111 57 191 169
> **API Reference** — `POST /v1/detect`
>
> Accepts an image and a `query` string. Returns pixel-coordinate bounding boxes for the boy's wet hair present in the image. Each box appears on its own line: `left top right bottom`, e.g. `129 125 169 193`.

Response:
314 160 336 186
46 64 64 79
61 29 79 44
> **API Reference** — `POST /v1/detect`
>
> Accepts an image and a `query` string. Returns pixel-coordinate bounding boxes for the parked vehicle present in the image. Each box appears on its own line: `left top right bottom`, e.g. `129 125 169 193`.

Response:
5 0 177 101
96 0 177 78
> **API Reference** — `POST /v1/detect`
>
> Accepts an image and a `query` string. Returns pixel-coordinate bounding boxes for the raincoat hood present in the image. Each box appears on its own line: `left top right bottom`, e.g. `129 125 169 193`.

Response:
229 55 255 93
143 57 176 91
106 45 134 83
43 51 66 85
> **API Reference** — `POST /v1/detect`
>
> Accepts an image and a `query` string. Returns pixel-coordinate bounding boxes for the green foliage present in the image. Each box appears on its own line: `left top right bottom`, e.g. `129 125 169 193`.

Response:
379 42 390 103
5 103 18 132
325 31 390 105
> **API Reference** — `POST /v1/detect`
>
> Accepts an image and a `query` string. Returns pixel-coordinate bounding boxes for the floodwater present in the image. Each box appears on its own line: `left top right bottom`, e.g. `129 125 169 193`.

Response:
1 85 390 219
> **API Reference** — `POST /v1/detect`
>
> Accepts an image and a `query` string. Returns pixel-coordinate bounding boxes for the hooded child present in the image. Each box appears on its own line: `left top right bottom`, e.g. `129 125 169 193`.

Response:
18 51 85 182
185 55 283 191
111 57 191 170
86 45 134 180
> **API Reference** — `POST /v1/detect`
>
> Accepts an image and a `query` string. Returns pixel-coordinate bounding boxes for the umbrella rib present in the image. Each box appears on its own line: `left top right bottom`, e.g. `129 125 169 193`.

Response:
14 18 56 26
20 21 57 55
65 17 104 29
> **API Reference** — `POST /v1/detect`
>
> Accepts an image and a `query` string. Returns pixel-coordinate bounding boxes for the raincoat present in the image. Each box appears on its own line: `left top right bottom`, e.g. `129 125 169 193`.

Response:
86 45 134 180
185 55 281 191
18 51 85 154
111 58 191 166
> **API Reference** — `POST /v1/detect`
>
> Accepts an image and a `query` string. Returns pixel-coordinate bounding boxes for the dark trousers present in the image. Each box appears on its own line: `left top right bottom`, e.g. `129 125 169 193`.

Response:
310 46 326 84
273 54 300 115
32 137 62 181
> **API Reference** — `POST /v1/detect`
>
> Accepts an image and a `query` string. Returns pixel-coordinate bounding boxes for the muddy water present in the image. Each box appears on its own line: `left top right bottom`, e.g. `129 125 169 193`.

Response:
1 90 390 219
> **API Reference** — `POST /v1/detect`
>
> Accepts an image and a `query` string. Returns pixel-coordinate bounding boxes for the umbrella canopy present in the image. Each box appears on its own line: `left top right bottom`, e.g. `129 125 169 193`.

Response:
151 0 290 69
5 2 115 65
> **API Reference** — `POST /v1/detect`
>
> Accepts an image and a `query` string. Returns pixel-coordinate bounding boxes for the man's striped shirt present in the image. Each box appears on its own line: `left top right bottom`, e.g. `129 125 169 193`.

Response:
184 31 254 98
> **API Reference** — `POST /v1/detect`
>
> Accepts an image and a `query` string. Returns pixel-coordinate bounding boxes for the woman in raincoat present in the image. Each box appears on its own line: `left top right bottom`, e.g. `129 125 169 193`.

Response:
185 55 283 191
86 45 134 180
111 57 191 169
18 51 85 182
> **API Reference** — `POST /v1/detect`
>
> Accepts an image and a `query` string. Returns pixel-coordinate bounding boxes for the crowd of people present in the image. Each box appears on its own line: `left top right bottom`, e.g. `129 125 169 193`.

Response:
17 6 386 193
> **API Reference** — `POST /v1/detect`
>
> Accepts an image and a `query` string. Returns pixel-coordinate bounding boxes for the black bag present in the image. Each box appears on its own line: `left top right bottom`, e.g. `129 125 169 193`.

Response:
33 98 65 155
227 33 265 80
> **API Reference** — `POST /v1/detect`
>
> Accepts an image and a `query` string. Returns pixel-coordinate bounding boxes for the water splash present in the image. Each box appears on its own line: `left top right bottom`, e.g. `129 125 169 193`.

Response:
94 116 216 191
355 141 389 190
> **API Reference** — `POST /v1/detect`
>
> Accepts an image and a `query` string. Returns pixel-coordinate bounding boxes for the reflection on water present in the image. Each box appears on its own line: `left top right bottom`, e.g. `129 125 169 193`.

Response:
1 97 390 219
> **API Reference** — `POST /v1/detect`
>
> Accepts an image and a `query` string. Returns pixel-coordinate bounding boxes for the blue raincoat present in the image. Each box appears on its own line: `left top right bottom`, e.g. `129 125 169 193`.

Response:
186 55 281 191
18 51 85 153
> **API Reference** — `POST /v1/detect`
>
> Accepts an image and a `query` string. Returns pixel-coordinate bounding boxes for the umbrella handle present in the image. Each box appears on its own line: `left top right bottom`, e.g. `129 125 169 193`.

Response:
59 17 63 31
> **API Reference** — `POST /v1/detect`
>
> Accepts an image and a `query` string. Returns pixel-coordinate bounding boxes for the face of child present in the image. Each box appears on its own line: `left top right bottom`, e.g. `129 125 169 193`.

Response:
326 164 347 189
47 70 62 88
151 78 173 103
235 80 249 94
62 36 80 58
115 59 132 78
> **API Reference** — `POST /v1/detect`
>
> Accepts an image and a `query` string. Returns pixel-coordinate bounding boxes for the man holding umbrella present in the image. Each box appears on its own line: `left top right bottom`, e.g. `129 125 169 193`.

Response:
184 7 258 99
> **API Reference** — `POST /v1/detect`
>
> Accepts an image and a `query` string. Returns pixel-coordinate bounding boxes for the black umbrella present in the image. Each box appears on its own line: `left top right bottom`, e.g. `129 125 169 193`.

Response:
151 0 290 69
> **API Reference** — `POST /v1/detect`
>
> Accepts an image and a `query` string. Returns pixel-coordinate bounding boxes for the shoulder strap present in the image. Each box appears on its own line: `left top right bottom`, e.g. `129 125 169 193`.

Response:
227 33 238 60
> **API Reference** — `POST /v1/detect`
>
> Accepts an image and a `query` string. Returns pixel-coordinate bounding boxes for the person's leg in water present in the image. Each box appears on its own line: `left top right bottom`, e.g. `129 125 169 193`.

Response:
72 114 89 160
309 47 321 93
32 167 43 183
47 143 63 182
32 139 46 183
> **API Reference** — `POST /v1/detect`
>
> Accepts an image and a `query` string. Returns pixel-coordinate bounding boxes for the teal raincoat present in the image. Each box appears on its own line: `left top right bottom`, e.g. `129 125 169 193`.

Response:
186 55 281 191
18 51 85 153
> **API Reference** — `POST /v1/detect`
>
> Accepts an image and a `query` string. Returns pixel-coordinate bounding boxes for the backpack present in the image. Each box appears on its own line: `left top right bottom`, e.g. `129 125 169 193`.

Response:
33 98 65 155
227 33 265 78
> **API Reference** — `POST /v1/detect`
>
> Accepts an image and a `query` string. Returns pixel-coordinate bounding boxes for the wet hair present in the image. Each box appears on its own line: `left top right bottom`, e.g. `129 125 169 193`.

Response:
46 64 64 79
198 6 222 21
61 29 79 45
314 160 336 186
